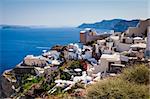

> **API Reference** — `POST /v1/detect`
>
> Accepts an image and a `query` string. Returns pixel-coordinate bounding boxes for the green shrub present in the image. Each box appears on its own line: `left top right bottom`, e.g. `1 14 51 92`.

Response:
87 64 150 99
86 40 96 46
23 82 33 90
69 60 82 69
22 76 44 91
61 60 83 70
121 64 149 84
60 72 71 80
87 78 149 99
41 83 51 91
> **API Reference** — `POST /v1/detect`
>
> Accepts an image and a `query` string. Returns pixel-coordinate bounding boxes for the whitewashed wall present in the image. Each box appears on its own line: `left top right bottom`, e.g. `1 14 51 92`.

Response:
116 42 131 52
147 26 150 50
145 26 150 58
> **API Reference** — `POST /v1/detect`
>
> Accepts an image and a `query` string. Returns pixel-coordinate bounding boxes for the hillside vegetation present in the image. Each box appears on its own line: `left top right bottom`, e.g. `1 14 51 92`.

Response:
87 64 150 99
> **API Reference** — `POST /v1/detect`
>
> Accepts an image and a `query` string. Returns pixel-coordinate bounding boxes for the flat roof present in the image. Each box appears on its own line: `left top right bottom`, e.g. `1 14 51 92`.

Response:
101 53 120 61
111 64 125 67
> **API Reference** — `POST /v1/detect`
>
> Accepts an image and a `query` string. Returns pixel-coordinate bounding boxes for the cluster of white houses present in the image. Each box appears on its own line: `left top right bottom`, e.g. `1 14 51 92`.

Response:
2 19 150 96
80 19 150 58
14 19 150 89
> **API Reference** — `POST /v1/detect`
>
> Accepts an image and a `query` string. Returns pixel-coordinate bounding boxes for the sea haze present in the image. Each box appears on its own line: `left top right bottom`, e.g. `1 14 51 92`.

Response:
0 27 109 73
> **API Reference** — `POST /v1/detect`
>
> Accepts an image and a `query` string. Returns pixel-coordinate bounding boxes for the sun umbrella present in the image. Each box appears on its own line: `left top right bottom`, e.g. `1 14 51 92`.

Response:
133 37 143 40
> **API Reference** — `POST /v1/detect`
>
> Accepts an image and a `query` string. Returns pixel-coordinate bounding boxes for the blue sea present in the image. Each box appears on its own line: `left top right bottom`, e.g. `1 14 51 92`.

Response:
0 28 81 74
0 27 109 74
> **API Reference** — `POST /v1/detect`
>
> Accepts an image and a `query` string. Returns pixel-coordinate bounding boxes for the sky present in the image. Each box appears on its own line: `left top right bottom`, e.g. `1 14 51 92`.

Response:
0 0 149 27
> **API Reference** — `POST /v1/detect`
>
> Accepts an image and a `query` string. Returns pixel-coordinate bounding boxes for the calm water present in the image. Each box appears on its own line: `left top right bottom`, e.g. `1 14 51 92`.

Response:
0 28 110 74
0 28 81 73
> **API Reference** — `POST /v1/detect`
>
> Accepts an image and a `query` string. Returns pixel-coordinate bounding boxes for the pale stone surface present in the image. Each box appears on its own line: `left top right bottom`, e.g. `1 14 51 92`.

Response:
146 26 150 58
0 75 15 97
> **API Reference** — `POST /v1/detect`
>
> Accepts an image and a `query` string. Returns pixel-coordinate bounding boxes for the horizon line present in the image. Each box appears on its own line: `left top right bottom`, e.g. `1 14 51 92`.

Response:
1 18 149 27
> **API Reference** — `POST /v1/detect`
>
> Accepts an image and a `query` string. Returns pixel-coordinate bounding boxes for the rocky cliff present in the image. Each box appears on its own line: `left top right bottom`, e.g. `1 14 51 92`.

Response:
0 70 17 98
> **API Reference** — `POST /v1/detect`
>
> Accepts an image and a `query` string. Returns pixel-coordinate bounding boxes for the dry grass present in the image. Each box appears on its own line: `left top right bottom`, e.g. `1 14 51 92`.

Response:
87 64 150 99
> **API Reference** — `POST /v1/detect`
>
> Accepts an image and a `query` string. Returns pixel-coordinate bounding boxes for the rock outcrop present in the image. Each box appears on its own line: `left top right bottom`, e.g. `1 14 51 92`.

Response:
0 70 17 98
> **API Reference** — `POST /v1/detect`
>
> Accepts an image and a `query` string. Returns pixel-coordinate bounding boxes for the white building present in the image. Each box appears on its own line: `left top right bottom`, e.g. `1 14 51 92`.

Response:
145 26 150 58
97 53 128 75
133 37 145 44
43 50 60 60
67 43 82 60
34 67 45 76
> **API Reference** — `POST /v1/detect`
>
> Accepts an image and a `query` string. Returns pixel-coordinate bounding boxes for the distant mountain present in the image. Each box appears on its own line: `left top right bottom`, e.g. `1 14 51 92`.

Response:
0 25 53 29
0 25 31 29
78 19 140 32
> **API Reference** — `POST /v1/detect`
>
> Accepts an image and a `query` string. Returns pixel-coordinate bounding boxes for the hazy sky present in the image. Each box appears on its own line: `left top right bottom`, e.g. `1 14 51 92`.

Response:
0 0 149 27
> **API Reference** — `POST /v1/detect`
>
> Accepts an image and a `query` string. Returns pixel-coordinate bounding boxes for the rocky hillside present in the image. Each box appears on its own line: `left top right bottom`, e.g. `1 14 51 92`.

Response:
78 19 139 32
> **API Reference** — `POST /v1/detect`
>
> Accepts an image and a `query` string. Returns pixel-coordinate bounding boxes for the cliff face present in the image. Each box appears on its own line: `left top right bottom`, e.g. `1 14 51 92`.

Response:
0 69 21 98
0 78 2 97
0 75 15 98
78 19 139 32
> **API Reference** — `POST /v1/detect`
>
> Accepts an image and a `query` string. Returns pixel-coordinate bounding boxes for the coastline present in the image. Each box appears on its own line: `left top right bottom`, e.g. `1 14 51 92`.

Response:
0 27 81 74
0 19 149 98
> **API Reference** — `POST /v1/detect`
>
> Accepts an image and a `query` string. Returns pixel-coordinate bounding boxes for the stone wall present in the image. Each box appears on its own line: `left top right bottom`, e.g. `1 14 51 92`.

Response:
80 32 86 43
125 19 150 37
116 42 131 52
